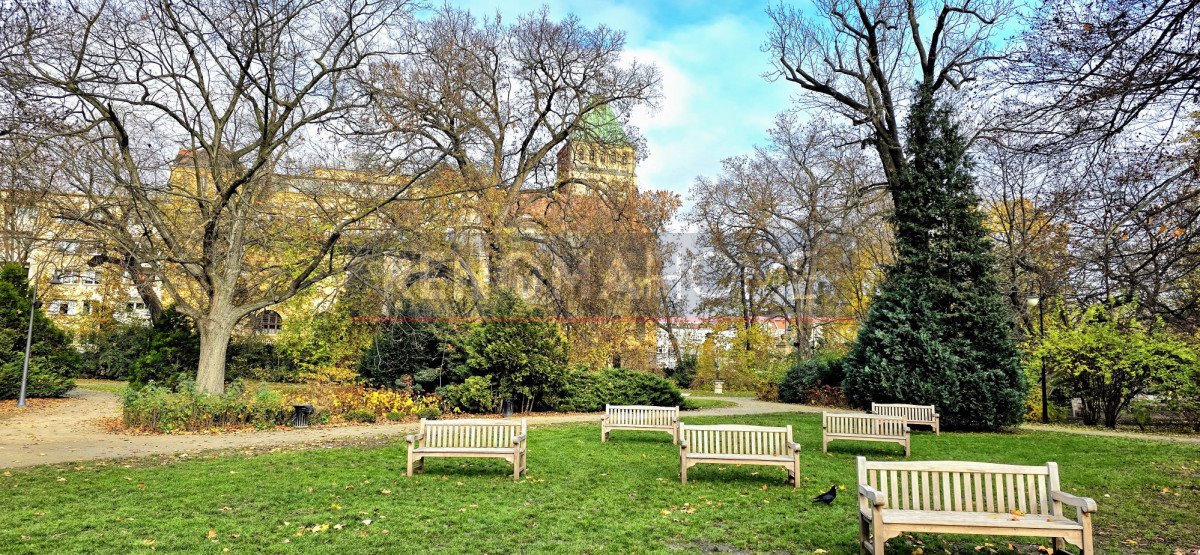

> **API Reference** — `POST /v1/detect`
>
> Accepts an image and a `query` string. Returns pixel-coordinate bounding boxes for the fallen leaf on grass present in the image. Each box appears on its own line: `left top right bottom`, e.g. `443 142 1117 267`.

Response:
207 530 218 539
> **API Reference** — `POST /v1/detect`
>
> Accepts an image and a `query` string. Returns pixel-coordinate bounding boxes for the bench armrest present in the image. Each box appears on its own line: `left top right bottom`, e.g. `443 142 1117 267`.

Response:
1051 490 1097 513
787 441 801 453
600 414 609 421
858 484 887 508
405 433 424 444
512 434 527 445
679 439 689 450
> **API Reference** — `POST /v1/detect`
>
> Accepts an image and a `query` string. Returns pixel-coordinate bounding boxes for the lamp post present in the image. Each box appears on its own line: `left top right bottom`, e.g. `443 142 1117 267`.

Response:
1025 293 1047 424
17 285 38 409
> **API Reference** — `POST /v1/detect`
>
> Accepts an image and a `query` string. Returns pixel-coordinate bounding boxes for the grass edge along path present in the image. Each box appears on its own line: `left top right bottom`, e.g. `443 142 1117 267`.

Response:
1 412 1196 554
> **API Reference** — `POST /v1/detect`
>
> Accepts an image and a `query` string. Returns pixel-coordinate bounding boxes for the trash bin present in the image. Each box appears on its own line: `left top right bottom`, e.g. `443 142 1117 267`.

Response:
502 398 514 417
292 404 315 428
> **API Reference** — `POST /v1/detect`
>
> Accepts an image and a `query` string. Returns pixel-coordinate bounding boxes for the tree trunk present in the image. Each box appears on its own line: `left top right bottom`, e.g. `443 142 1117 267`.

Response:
195 316 236 394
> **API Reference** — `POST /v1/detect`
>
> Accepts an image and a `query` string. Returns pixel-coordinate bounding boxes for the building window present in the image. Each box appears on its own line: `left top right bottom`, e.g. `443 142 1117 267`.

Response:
50 300 73 315
255 310 283 334
51 269 99 285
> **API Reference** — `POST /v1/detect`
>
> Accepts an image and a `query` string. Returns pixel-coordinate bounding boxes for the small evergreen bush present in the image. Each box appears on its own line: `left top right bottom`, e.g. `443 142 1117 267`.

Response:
0 359 74 399
666 353 698 388
778 352 845 404
344 409 376 423
549 367 684 412
439 376 498 413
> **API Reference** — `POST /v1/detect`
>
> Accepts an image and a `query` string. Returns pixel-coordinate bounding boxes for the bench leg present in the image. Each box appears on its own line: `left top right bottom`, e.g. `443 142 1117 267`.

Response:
1050 537 1062 552
873 531 887 555
680 460 688 485
601 425 608 443
903 439 910 457
859 514 870 555
406 453 413 477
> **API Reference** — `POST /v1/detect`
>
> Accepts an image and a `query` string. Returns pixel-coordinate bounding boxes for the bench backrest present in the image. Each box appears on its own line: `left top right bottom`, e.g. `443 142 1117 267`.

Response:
824 412 907 437
420 418 526 449
680 423 793 456
857 457 1061 515
872 403 936 422
606 404 679 426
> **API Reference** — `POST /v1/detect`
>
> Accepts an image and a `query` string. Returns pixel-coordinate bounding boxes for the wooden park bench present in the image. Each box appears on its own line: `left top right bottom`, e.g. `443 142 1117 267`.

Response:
601 404 680 443
871 403 940 434
823 412 911 456
856 457 1096 554
678 423 800 486
406 418 528 481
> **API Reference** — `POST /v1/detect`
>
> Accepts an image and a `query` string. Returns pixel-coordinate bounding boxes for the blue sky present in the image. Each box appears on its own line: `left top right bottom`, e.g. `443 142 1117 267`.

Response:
454 0 795 201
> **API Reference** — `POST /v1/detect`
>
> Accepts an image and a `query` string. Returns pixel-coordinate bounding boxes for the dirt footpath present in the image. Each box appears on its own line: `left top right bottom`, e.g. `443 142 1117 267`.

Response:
0 391 821 469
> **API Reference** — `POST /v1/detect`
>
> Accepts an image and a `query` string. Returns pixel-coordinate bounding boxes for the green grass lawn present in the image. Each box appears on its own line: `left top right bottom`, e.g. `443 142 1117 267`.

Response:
1 413 1196 554
72 378 128 394
682 398 738 410
685 388 757 398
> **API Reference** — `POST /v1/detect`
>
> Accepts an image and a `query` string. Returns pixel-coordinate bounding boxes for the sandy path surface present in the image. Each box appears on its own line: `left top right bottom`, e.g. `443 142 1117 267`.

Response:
10 390 1192 470
0 391 819 469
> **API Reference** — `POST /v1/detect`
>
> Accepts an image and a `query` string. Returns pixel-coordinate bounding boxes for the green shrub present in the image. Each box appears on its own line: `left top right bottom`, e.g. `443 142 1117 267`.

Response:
416 405 442 420
344 409 376 423
439 376 497 413
357 303 458 391
0 263 81 396
1159 360 1200 431
666 353 697 388
120 381 288 432
0 359 75 399
458 291 570 412
779 351 845 404
385 410 404 422
1036 304 1198 428
549 367 684 412
81 307 200 389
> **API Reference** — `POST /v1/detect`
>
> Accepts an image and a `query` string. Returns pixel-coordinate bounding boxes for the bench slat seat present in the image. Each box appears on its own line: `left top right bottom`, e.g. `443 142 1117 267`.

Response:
406 418 528 481
871 403 940 434
857 457 1096 554
688 453 794 463
874 510 1083 530
679 423 800 486
601 405 680 443
823 412 911 456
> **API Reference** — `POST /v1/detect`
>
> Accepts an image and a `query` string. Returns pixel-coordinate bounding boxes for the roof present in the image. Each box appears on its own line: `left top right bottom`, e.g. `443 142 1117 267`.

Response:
573 102 630 146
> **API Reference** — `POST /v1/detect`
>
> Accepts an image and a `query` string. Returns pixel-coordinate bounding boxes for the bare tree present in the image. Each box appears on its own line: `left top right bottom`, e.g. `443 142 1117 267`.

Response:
1007 0 1200 149
3 0 442 393
370 6 660 295
689 116 885 353
766 0 1013 191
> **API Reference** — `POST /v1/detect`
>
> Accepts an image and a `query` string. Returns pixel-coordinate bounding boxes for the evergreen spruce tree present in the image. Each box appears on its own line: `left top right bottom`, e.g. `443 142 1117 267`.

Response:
842 88 1026 430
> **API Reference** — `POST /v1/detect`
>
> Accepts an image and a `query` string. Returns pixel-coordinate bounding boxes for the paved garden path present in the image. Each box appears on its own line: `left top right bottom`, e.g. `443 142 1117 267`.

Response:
7 390 1197 470
0 391 820 469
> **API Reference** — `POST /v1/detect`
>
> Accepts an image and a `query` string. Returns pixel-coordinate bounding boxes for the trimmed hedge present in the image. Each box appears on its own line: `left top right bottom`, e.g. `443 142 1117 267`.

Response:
550 367 684 413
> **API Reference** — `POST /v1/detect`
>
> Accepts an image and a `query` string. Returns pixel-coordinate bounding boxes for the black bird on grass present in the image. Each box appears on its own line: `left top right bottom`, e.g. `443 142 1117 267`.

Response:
812 485 838 505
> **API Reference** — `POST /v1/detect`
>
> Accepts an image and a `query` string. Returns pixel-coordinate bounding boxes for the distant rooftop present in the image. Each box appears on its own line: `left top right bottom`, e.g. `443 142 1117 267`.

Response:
574 102 630 146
